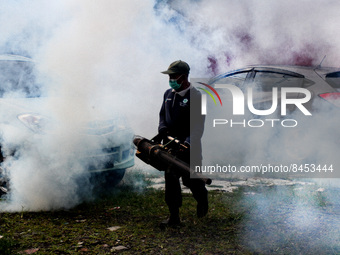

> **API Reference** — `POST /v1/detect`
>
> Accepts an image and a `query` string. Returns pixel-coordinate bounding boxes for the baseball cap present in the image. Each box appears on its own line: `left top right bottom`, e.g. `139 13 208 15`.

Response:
161 60 190 75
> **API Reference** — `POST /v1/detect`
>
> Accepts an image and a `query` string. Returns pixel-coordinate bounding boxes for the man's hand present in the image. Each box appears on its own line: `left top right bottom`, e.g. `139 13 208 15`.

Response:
159 127 169 138
152 128 169 144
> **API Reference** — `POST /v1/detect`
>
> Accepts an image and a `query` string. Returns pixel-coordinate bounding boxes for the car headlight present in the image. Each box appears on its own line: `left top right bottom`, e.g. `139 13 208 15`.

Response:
17 113 49 134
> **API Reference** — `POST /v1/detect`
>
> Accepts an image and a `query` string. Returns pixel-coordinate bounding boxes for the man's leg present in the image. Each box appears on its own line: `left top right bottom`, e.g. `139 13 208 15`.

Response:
182 176 208 218
164 170 182 225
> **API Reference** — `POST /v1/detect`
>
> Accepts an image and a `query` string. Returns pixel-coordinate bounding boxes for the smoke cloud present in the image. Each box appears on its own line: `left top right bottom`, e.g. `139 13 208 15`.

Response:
0 0 339 213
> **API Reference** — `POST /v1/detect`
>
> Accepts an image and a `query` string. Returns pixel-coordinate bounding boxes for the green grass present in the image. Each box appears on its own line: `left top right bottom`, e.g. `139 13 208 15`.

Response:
1 173 339 254
0 187 250 254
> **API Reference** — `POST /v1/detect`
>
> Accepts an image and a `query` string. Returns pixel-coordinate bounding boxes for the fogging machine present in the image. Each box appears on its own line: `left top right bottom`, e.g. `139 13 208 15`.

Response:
133 135 212 185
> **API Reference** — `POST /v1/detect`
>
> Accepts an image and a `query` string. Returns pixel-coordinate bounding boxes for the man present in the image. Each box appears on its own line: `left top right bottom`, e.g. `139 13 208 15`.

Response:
156 60 208 226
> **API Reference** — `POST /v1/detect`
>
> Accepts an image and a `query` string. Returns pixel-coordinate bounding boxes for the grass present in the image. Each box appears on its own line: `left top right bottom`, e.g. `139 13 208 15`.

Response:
0 186 250 254
0 172 339 254
0 190 248 254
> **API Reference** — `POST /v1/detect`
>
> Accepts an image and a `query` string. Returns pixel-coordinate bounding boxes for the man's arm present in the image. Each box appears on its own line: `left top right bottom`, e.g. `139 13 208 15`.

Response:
158 90 169 133
153 90 171 143
187 87 205 145
188 87 206 166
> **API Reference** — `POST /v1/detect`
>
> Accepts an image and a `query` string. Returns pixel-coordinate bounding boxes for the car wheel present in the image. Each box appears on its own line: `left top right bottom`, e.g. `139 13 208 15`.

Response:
0 167 9 198
0 148 9 198
90 169 126 193
103 169 126 187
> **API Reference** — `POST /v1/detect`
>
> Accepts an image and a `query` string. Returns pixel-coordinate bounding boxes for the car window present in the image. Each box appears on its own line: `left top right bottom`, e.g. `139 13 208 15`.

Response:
325 72 340 92
0 60 41 98
252 71 304 91
212 71 249 88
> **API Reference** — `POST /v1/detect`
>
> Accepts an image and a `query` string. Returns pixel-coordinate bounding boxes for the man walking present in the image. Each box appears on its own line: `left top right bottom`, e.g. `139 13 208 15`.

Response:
156 60 208 226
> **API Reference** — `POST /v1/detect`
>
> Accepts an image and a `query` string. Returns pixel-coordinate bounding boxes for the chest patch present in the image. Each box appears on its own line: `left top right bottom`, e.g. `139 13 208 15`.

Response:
180 98 189 107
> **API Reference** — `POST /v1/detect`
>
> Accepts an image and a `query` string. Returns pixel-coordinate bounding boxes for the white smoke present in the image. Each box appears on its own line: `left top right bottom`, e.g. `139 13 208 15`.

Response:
0 0 339 212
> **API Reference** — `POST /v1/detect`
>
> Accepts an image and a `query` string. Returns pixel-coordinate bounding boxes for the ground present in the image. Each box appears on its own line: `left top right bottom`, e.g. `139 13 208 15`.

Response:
0 169 339 254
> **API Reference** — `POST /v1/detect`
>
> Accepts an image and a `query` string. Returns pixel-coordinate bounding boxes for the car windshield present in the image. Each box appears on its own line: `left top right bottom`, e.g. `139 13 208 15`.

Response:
0 60 41 98
325 72 340 92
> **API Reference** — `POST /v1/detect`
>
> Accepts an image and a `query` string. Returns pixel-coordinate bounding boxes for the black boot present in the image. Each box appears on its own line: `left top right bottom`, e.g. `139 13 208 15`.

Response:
160 208 180 228
161 215 180 226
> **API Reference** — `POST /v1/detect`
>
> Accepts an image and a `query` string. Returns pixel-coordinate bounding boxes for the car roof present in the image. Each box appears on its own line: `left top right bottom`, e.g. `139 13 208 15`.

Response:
213 65 340 82
249 65 340 76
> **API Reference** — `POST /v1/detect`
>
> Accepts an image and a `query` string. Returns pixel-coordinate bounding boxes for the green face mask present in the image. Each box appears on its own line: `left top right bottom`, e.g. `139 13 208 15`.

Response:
169 75 183 90
169 80 181 90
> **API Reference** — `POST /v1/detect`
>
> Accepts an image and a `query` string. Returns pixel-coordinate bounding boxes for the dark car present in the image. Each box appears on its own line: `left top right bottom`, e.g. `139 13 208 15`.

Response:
209 65 340 115
195 64 340 177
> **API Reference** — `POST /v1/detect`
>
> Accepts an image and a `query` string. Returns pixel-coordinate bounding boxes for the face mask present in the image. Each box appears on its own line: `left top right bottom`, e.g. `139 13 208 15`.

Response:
169 75 183 90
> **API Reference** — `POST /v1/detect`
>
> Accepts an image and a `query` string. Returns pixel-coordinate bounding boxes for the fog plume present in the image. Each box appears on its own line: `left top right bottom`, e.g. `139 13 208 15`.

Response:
0 0 339 212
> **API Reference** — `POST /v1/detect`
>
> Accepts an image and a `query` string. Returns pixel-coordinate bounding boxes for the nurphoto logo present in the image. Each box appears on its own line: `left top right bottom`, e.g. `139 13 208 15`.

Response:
197 82 223 115
196 79 312 128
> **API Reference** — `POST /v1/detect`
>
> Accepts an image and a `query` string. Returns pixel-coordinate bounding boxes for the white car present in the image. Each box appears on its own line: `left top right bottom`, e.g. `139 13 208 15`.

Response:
0 54 135 197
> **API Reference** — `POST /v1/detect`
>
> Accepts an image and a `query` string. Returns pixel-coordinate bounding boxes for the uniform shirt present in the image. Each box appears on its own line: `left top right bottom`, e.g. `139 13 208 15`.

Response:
158 84 205 148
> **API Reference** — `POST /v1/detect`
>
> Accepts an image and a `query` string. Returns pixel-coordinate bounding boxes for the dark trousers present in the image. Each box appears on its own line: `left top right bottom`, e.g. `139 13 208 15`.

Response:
164 169 208 215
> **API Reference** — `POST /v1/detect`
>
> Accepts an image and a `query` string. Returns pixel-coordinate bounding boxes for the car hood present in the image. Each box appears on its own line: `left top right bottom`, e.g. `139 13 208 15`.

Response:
0 97 49 113
0 97 132 137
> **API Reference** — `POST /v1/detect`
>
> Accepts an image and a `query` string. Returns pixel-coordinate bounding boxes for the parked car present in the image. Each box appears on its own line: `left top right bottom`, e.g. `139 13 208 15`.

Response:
209 64 340 115
0 54 135 197
198 64 340 173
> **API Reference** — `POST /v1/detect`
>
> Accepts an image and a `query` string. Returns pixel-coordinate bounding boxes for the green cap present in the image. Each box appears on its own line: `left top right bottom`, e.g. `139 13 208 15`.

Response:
161 60 190 75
